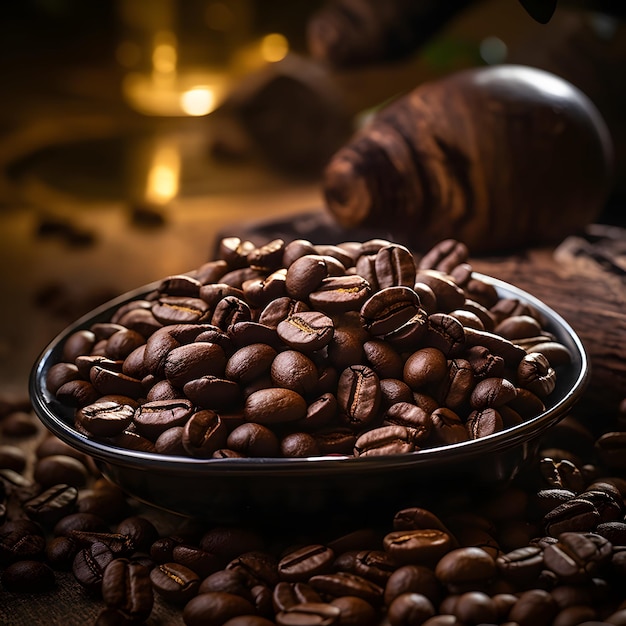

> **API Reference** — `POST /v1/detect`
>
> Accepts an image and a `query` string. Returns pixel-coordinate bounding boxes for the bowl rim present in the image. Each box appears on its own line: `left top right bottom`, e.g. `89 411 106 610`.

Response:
29 272 589 477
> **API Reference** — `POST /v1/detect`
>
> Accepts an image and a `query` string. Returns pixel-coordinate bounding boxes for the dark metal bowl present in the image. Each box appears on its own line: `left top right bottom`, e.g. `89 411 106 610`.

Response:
30 274 588 524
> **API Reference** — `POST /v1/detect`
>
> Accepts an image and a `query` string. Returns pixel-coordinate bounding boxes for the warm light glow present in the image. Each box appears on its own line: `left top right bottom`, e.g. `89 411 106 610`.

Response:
180 86 216 116
260 33 289 63
152 31 177 75
145 144 180 204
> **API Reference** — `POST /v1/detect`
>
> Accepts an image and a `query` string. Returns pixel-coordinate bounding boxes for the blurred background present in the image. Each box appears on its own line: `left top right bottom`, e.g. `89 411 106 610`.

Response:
0 0 624 393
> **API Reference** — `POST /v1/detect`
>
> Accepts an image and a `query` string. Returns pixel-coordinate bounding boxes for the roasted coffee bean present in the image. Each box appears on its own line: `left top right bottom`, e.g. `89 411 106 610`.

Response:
273 581 302 611
309 572 384 605
435 358 474 412
383 403 431 442
184 375 241 410
243 271 288 308
164 342 227 387
133 399 194 441
45 362 81 395
104 328 145 361
414 270 466 312
55 379 101 407
73 540 115 592
507 588 559 626
384 565 442 607
496 546 544 588
0 444 27 473
278 544 335 582
380 379 414 407
1 559 56 592
434 547 496 593
227 423 280 457
54 512 109 537
46 535 80 570
466 408 504 439
227 550 279 587
309 275 371 314
90 365 144 399
226 344 277 384
276 602 342 626
23 483 78 526
271 350 318 396
76 401 135 438
33 454 89 489
360 287 422 337
337 365 381 429
595 432 626 472
172 544 222 578
211 296 252 330
280 432 321 458
329 596 377 626
384 529 454 566
244 239 285 271
424 314 465 356
453 591 497 625
155 426 186 455
151 296 211 325
427 408 468 447
403 348 448 390
362 340 404 379
150 562 200 604
517 352 556 397
115 516 159 554
245 388 307 425
543 532 612 583
285 255 333 301
470 377 517 409
101 558 153 621
0 519 46 564
182 410 228 458
543 499 601 536
277 311 334 352
349 549 398 586
199 569 254 601
354 425 416 457
374 244 417 289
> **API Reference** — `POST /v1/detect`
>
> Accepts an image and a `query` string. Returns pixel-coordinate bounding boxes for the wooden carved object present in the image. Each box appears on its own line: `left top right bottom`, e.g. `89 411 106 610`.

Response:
323 65 614 254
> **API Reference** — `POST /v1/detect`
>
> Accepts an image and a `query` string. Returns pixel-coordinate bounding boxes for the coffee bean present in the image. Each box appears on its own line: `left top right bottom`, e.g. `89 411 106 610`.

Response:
374 244 416 289
496 546 544 588
150 562 200 604
309 275 371 314
354 425 416 457
1 559 56 592
360 287 422 337
384 530 453 566
73 541 115 591
434 547 496 593
0 444 27 473
271 350 318 396
133 399 194 440
278 545 335 582
543 532 612 583
245 388 307 425
310 572 384 605
101 558 153 621
0 519 46 564
277 311 334 352
33 454 89 489
337 365 381 429
23 483 78 526
76 401 135 438
182 410 228 458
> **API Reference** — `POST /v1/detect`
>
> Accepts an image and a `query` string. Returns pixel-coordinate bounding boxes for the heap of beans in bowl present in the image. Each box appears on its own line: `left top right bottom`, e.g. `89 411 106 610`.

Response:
45 237 572 459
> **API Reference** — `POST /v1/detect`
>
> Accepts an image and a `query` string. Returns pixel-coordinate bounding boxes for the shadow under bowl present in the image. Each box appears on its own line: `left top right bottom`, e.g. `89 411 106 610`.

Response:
30 274 588 525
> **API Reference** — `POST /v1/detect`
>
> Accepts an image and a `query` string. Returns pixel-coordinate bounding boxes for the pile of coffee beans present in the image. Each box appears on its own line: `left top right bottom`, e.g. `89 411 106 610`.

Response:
2 393 626 625
45 237 572 459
